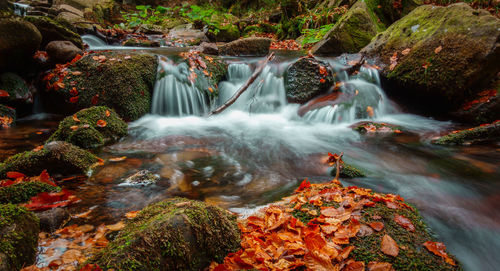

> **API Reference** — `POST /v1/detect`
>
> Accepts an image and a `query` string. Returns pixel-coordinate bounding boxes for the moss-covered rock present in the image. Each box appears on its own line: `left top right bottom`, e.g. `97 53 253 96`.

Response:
0 141 98 178
0 72 32 110
24 16 83 49
311 1 379 55
219 37 271 56
87 198 241 271
0 181 59 204
361 3 500 112
284 57 335 103
48 106 127 149
42 52 158 121
0 104 15 128
207 24 240 42
330 163 366 178
0 204 39 271
351 121 404 135
122 38 160 47
180 52 228 99
433 121 500 145
0 18 42 71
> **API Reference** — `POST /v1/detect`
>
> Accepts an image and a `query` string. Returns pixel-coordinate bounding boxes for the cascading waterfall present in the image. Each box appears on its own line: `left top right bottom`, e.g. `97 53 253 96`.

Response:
82 35 108 49
151 58 210 116
13 3 29 16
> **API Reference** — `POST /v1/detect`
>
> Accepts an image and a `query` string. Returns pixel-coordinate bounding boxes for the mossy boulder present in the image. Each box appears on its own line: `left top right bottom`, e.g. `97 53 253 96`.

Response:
433 121 500 145
0 104 15 128
42 52 158 121
0 181 59 204
87 198 241 271
0 73 31 106
122 38 160 47
351 121 404 135
330 163 366 178
180 53 228 99
219 37 271 56
207 24 240 42
0 204 39 271
24 16 83 49
0 141 98 178
0 18 42 72
311 1 379 55
361 3 500 112
48 106 127 149
284 57 335 103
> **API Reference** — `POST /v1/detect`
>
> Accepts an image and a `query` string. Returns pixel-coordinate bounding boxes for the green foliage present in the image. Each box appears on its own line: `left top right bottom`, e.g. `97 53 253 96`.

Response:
118 5 170 29
300 23 335 45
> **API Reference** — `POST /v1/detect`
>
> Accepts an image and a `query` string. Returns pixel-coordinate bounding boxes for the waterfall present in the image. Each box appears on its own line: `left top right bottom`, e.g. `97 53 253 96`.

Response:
13 3 29 16
151 59 210 116
82 35 108 49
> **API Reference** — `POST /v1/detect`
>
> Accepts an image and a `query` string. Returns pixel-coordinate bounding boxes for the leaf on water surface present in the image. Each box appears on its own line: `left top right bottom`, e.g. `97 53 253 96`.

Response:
423 241 456 266
61 249 83 264
394 214 415 232
23 189 79 211
381 234 399 257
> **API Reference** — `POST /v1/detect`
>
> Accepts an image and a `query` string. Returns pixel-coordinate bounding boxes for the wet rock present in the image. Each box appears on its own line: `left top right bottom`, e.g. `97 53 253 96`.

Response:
0 204 39 271
0 181 59 204
450 86 500 125
36 207 70 233
48 106 127 149
167 24 208 45
0 104 15 128
312 1 379 55
284 57 334 104
41 52 158 121
198 42 219 55
122 38 160 47
87 198 240 270
219 37 271 56
433 121 500 146
361 3 500 113
0 73 32 113
0 141 98 178
330 163 366 178
25 15 83 49
120 170 160 186
351 121 403 135
205 14 240 42
45 40 83 64
0 18 42 72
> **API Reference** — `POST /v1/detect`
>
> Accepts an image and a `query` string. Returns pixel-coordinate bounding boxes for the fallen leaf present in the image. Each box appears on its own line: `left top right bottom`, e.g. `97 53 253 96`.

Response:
125 210 139 219
344 261 365 271
381 234 399 257
434 46 442 54
109 156 127 162
80 264 103 271
367 262 394 271
72 71 82 76
394 214 415 232
106 221 125 231
105 110 110 117
401 48 411 55
61 249 82 264
70 125 79 131
96 119 107 127
69 96 79 103
366 106 374 117
423 241 456 266
369 222 384 232
72 114 80 122
0 89 10 97
6 171 26 179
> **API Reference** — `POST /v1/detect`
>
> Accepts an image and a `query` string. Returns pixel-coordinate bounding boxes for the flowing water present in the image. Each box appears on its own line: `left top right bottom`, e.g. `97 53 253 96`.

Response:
2 42 499 270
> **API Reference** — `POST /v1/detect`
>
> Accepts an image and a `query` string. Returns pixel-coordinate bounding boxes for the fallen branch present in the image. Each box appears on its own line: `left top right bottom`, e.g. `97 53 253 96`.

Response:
343 56 365 75
208 52 275 116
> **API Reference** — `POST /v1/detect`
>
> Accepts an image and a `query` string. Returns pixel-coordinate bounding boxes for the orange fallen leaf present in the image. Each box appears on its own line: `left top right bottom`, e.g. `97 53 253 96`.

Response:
423 241 456 266
434 46 442 54
0 89 10 97
369 221 384 232
105 110 110 117
6 171 26 179
319 78 326 83
208 87 214 93
61 249 82 264
394 214 415 232
70 125 79 131
33 145 44 152
125 210 139 219
366 106 374 117
80 264 103 271
381 234 399 257
73 114 80 122
367 262 395 271
106 221 125 231
401 48 411 55
96 119 107 127
72 71 82 76
73 209 92 219
109 156 127 162
69 96 79 103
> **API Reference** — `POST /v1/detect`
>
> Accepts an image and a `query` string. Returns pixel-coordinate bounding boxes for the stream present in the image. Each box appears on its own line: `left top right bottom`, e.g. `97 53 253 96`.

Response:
1 36 499 270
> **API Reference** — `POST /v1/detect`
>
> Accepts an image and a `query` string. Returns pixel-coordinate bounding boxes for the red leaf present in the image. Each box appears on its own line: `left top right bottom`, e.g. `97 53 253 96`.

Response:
423 241 456 266
296 179 311 192
369 222 384 232
0 89 10 97
394 214 415 232
69 96 79 103
39 170 57 187
91 94 99 105
80 264 103 271
96 119 107 127
23 189 79 211
6 171 26 179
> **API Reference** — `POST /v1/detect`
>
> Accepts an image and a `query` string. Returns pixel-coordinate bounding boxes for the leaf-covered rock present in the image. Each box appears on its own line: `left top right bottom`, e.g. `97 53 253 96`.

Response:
0 181 59 204
0 204 39 271
433 121 500 145
0 141 98 178
87 198 241 271
48 106 127 149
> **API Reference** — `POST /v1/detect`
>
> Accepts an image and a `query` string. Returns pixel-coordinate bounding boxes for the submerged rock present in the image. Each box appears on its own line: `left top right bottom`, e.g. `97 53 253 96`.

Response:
0 141 98 178
284 57 334 104
0 18 42 71
87 198 240 270
45 40 83 64
120 170 160 186
330 163 366 178
361 3 500 113
36 207 70 233
0 104 15 128
219 37 272 56
433 121 500 145
0 181 59 204
42 52 158 121
24 16 83 49
48 106 127 149
0 204 39 271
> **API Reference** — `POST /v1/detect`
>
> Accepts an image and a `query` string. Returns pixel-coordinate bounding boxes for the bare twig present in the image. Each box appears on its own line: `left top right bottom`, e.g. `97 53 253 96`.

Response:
208 52 275 116
334 152 344 181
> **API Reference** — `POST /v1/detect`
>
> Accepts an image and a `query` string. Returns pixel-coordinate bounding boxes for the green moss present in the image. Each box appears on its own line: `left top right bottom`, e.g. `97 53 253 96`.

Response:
88 198 240 271
44 52 158 121
0 204 39 270
434 122 500 145
0 181 59 204
0 141 98 178
350 202 458 270
330 164 366 178
24 15 83 49
0 72 30 103
48 106 127 149
123 38 160 47
182 53 228 99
